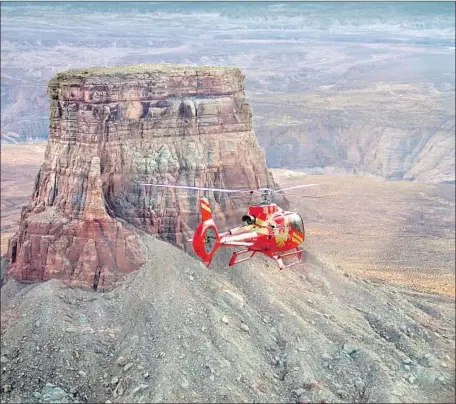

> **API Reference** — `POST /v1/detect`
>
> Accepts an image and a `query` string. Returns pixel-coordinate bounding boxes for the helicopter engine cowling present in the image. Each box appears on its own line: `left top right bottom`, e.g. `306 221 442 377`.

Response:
242 214 256 225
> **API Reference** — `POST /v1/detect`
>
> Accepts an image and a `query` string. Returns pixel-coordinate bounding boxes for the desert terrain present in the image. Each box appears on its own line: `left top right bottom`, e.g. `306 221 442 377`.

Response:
273 169 455 297
0 143 48 257
0 3 454 402
1 142 455 403
2 143 454 296
2 2 454 182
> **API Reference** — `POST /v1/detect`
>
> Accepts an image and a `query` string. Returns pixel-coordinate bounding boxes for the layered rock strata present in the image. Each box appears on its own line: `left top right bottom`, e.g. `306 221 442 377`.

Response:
7 64 282 289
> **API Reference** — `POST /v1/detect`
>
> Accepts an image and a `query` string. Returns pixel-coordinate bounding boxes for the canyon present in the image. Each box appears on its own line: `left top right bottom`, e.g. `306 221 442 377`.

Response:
253 84 455 182
2 3 454 183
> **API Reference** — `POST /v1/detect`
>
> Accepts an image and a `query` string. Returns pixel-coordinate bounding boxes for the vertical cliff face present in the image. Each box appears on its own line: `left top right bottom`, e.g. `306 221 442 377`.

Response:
7 64 282 289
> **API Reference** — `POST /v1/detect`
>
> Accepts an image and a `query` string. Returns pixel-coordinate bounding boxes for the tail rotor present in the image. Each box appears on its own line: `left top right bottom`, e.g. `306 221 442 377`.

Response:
192 198 220 267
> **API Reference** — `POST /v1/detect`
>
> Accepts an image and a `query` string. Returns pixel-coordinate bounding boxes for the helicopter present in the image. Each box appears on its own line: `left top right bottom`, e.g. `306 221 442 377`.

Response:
135 181 318 270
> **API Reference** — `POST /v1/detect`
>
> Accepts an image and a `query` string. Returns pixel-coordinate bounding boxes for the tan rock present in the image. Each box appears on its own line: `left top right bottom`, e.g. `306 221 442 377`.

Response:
8 63 284 289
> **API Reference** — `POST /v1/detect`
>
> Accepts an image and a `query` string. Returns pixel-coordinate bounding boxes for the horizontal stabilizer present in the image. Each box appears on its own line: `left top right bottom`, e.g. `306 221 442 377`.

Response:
221 241 254 247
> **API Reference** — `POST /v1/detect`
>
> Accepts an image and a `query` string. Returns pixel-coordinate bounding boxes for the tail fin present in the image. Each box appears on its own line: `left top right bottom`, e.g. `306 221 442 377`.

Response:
192 198 220 268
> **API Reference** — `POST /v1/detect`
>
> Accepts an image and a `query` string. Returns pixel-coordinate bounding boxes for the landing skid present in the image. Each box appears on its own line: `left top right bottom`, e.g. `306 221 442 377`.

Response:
229 249 257 266
269 247 304 269
228 247 304 269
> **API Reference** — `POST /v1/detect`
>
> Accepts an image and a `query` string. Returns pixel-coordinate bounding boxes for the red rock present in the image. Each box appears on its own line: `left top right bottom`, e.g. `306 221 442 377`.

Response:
8 64 285 290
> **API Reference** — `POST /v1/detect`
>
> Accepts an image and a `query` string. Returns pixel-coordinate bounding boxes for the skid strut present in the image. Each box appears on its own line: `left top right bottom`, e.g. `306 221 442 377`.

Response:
228 247 304 269
229 249 257 266
270 247 304 269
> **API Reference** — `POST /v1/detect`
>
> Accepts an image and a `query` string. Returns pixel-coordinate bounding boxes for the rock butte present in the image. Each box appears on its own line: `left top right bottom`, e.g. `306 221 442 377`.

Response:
7 64 284 291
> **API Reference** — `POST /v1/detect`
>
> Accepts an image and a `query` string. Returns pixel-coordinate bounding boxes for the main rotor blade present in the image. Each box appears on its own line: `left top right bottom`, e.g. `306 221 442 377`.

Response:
279 193 332 198
273 184 318 193
134 181 256 194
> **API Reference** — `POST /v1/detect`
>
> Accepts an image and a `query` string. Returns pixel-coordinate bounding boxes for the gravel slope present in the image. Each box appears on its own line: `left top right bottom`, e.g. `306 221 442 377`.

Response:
1 236 454 403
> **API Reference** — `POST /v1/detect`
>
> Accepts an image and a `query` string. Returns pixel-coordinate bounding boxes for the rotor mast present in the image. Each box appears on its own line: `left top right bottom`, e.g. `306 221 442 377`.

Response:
259 188 273 205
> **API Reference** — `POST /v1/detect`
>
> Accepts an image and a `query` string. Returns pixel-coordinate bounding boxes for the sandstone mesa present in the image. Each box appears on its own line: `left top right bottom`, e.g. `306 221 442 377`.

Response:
7 64 282 291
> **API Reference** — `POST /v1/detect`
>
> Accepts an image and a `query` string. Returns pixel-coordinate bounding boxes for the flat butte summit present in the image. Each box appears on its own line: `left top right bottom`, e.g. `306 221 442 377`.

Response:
1 64 455 404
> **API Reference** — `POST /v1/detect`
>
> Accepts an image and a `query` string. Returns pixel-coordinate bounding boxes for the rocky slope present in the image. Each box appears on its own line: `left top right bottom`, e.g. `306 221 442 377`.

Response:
7 64 280 290
1 236 454 404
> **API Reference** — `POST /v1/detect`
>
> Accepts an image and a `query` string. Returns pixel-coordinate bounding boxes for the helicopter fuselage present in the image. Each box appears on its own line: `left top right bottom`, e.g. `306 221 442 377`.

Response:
192 198 306 269
220 203 305 254
136 181 316 269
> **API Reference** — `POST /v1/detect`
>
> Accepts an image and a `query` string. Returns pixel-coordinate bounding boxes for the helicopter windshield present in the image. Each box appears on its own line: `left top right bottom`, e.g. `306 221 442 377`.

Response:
287 213 304 233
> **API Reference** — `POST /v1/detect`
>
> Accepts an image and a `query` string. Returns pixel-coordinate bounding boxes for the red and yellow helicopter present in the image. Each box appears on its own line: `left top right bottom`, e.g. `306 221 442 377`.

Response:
136 182 318 270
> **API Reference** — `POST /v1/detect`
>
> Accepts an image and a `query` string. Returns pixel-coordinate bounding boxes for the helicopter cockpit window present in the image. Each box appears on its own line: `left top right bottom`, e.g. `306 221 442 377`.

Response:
288 214 304 233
